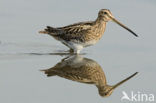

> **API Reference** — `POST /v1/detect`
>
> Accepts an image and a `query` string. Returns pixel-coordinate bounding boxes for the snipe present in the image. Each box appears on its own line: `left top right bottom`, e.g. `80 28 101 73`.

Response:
39 9 138 54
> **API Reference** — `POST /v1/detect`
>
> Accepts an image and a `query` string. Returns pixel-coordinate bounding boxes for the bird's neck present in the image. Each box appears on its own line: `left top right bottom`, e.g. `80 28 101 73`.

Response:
95 16 106 24
93 16 106 38
95 16 106 29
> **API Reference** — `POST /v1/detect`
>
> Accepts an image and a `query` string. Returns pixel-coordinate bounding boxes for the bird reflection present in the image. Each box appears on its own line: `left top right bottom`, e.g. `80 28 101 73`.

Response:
41 55 138 97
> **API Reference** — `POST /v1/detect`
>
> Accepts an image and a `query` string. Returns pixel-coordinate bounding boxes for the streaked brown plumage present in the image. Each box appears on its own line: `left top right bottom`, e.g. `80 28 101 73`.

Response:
41 55 138 97
39 9 138 54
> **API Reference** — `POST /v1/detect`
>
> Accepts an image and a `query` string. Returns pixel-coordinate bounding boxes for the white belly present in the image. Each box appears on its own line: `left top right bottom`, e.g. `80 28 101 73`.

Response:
83 40 98 47
61 40 97 53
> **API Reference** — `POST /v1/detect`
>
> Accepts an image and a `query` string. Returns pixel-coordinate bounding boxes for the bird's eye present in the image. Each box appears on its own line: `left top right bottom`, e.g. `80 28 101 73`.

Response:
104 12 107 14
104 93 107 95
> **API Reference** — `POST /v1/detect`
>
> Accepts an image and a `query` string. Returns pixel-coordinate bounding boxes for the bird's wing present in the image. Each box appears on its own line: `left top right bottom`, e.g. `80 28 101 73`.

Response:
42 65 95 84
40 21 94 42
42 59 101 84
55 21 94 41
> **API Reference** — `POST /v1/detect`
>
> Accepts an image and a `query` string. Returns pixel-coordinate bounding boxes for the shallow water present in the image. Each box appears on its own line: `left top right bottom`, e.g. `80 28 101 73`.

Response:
0 0 156 103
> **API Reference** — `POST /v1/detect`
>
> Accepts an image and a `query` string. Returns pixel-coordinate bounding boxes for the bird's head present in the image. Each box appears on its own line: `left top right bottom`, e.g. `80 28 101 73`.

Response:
98 85 114 97
98 9 113 22
98 9 138 37
98 72 138 97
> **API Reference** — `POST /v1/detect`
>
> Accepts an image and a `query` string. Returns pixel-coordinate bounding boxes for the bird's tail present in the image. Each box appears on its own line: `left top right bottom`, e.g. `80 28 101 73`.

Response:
39 26 59 35
40 69 56 77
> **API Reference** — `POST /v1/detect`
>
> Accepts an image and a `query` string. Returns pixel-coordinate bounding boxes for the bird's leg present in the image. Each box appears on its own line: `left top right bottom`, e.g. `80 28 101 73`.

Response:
61 55 71 61
75 50 81 54
74 45 83 54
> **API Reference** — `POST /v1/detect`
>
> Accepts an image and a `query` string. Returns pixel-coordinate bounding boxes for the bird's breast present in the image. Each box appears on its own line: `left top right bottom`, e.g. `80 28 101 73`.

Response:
85 22 106 41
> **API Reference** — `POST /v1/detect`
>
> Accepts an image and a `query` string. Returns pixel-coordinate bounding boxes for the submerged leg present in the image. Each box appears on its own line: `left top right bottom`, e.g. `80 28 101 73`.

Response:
75 50 81 54
73 45 83 54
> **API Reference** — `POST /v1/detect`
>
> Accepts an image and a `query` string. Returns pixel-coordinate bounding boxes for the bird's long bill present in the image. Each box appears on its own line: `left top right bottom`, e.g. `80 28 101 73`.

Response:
111 72 138 90
111 18 138 37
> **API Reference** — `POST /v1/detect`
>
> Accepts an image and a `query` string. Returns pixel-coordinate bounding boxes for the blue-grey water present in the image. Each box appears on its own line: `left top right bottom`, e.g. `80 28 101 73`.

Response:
0 0 156 103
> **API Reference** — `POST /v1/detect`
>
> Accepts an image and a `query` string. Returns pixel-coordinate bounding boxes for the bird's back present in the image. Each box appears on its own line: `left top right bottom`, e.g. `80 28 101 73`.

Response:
40 20 106 43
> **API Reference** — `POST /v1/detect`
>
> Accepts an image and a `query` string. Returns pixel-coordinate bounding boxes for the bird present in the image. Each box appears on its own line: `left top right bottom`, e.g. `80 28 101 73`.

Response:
39 9 138 54
41 55 138 97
